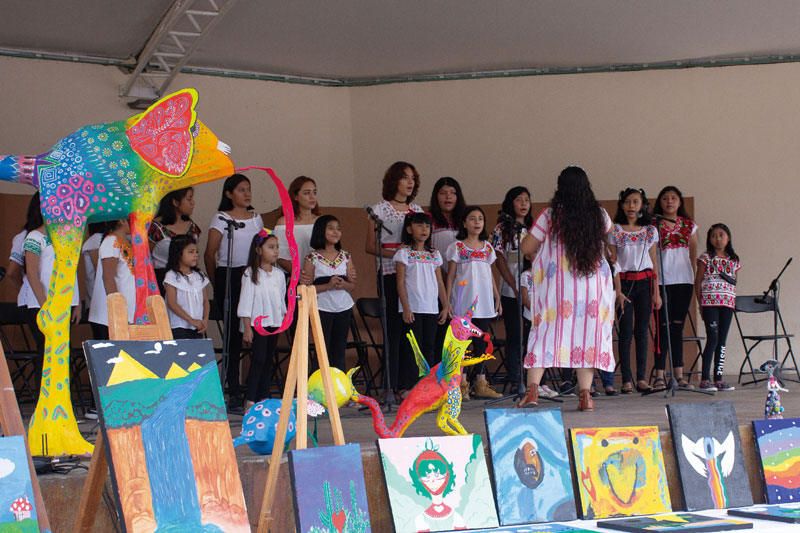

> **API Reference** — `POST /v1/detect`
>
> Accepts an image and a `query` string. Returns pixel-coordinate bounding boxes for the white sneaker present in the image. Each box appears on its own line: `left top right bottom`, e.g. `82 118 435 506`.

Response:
539 385 559 398
85 408 98 420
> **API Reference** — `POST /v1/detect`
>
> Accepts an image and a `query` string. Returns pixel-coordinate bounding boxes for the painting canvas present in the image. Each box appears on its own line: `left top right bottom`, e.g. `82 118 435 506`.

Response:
667 402 752 510
0 435 38 532
597 513 752 532
729 502 800 523
377 435 499 532
454 524 599 532
484 407 577 524
570 426 671 519
289 443 371 532
83 339 249 532
752 417 800 504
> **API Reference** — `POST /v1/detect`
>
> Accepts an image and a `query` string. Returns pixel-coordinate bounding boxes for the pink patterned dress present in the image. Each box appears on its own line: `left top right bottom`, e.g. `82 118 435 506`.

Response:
524 208 615 371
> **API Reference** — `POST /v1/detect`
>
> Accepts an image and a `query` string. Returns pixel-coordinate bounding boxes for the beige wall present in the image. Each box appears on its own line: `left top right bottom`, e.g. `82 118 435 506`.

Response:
2 54 798 378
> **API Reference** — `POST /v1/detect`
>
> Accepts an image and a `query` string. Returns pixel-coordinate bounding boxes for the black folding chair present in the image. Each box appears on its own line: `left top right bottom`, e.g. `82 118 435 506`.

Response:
355 298 386 394
734 295 799 385
0 302 39 403
347 313 378 397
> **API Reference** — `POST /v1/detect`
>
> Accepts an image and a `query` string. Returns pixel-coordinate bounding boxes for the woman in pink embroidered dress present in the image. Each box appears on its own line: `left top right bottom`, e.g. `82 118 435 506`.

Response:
517 166 615 411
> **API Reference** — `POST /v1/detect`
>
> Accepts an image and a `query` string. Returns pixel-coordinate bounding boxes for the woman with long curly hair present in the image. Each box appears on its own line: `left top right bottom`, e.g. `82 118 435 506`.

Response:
517 166 615 411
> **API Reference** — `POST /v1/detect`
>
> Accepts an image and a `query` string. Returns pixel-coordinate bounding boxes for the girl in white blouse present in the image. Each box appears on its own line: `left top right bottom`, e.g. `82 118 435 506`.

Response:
88 220 135 339
163 235 210 339
272 176 319 276
238 229 286 409
305 215 356 371
204 174 264 410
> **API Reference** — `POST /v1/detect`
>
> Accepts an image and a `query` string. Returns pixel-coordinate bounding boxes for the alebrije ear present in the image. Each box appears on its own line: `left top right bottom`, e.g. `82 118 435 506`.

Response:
126 88 198 177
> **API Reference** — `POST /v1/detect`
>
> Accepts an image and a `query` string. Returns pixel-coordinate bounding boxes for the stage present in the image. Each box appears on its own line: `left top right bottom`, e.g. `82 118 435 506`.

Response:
25 378 783 531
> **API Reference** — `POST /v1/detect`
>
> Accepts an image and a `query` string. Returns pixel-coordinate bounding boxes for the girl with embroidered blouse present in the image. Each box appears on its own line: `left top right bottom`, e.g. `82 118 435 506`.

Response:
651 185 698 391
395 212 449 390
273 176 319 277
694 223 741 392
204 174 264 410
89 220 135 340
364 162 423 397
608 188 663 394
517 166 615 412
163 234 209 339
445 205 502 400
239 229 287 409
306 215 356 371
491 186 533 391
148 187 201 294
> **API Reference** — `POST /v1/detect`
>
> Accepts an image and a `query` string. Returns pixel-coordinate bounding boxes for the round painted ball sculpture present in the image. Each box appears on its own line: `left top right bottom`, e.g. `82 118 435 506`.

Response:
308 367 351 409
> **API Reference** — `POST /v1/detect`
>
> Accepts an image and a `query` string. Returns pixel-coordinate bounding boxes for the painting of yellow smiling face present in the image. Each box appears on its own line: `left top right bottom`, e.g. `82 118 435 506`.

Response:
570 426 672 519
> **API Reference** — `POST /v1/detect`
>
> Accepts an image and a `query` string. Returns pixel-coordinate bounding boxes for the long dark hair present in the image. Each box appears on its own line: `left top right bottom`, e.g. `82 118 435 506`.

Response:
549 166 605 277
23 192 42 232
156 187 193 225
310 215 342 251
382 161 420 202
429 177 466 229
613 188 652 226
245 229 278 285
286 176 321 217
401 212 434 251
165 234 205 279
706 223 739 262
217 174 252 211
654 185 691 220
456 206 489 241
498 186 533 248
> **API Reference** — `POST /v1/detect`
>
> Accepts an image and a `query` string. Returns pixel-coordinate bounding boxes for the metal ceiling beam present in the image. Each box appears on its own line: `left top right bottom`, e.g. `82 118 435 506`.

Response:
120 0 239 100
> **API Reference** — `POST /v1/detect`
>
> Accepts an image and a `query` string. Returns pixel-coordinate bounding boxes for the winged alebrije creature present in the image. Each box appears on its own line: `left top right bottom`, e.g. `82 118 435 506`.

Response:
0 89 298 455
762 359 788 419
347 283 495 437
681 432 735 508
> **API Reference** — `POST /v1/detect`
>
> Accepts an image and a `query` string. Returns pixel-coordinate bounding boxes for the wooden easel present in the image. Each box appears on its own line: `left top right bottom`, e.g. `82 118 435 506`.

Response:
257 284 346 533
0 343 51 531
73 293 172 532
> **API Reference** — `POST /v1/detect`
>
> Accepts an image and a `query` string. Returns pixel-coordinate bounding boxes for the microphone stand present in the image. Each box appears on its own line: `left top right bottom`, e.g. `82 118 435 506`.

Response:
487 217 561 406
368 210 395 412
755 257 792 361
652 213 714 398
220 217 238 403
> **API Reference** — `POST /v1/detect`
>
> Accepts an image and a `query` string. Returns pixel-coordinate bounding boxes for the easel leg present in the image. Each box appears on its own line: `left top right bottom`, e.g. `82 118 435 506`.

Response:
73 433 108 533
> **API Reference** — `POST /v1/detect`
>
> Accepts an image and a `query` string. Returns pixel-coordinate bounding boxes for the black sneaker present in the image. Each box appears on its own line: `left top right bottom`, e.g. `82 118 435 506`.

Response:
559 381 576 396
227 395 244 414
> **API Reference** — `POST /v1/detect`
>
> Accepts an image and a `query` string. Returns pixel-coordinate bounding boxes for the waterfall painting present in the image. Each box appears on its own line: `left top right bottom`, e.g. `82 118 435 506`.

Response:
84 339 249 533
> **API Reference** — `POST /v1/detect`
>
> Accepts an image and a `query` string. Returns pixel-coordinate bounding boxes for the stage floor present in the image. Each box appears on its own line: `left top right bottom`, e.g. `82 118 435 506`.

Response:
42 376 782 456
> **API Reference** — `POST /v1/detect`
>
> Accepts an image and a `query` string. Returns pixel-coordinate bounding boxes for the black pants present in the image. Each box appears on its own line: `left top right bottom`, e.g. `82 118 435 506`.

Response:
470 317 492 376
25 306 44 392
319 308 353 371
617 278 653 383
90 322 109 340
654 283 693 370
246 327 278 402
433 301 448 366
400 312 438 389
701 306 734 382
501 295 524 385
215 266 245 397
172 327 202 339
381 274 403 390
154 267 167 296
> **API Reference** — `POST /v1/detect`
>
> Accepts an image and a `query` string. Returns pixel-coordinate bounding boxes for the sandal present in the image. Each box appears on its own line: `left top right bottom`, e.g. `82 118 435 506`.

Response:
677 378 694 389
635 380 653 393
604 386 619 397
621 382 634 394
651 378 667 392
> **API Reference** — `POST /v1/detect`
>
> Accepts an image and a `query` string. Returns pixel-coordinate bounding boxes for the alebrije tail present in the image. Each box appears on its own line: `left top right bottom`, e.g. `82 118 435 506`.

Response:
406 330 431 378
0 155 37 186
345 367 394 438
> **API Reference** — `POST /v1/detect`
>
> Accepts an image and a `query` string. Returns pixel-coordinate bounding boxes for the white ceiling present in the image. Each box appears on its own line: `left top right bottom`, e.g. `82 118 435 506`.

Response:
3 0 800 84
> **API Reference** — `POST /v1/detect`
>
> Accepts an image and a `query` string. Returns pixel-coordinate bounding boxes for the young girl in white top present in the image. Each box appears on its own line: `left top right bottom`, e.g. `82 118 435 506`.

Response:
364 162 423 396
204 174 264 409
395 212 449 390
149 187 201 294
164 235 209 339
608 188 663 394
88 220 135 339
695 224 741 392
273 176 319 276
238 229 287 408
652 185 698 391
445 206 502 400
7 194 42 312
305 215 356 371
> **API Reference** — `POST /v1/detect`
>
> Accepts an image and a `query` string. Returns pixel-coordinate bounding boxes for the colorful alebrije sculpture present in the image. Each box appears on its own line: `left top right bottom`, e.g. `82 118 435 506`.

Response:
0 89 299 455
347 283 494 437
762 360 788 419
233 398 325 455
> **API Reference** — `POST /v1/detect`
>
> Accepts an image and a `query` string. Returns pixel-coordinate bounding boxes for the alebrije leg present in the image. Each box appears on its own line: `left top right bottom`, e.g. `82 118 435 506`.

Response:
28 223 93 455
129 211 158 325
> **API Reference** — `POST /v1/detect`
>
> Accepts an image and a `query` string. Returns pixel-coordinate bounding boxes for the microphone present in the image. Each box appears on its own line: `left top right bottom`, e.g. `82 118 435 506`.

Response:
364 205 392 235
651 213 677 223
497 210 525 229
218 215 245 229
